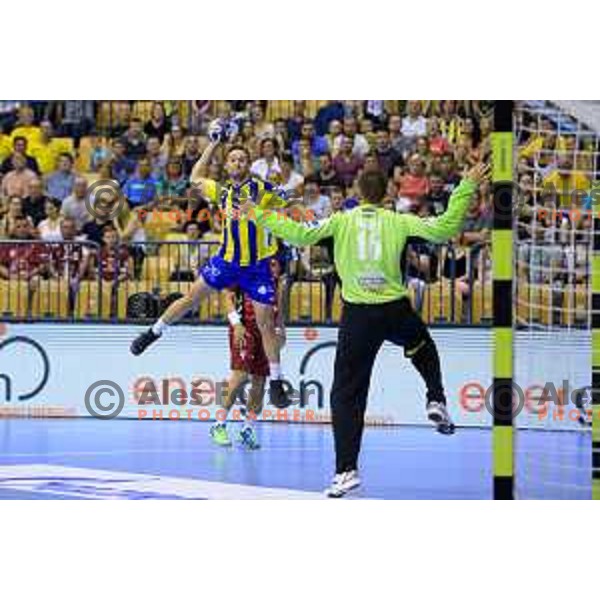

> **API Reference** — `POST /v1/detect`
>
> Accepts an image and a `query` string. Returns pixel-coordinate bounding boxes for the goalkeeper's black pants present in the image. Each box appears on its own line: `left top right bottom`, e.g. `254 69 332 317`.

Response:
330 296 446 474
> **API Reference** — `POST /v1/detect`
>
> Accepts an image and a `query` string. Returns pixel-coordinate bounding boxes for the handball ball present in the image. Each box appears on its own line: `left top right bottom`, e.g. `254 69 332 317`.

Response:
208 118 225 142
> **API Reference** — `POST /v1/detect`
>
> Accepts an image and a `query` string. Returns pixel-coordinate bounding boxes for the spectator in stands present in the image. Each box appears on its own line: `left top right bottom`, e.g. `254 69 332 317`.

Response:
61 177 90 230
120 118 147 160
438 153 461 193
333 136 363 188
315 101 345 137
295 139 319 177
364 101 386 127
181 136 201 178
423 174 450 216
30 121 62 175
115 203 146 280
0 101 19 133
374 129 402 177
80 198 114 246
50 217 90 313
110 139 135 185
58 101 95 144
123 157 160 209
273 119 288 154
89 135 111 172
0 196 34 238
388 113 415 159
278 153 304 196
160 158 188 201
146 136 168 179
291 120 329 164
333 116 370 158
161 124 185 158
250 103 275 140
330 185 357 213
396 154 430 213
37 197 64 242
92 222 130 316
361 153 382 175
402 100 428 138
250 138 281 181
316 153 342 190
171 220 212 280
325 120 343 155
144 102 170 143
303 177 332 219
22 177 50 226
10 106 42 147
45 153 76 201
427 118 451 155
415 136 432 170
542 152 591 208
286 100 307 142
1 154 38 198
1 136 40 175
0 216 42 289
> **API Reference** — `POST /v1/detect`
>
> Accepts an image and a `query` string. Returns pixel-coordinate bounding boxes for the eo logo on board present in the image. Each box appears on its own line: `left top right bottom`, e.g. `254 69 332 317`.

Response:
0 336 50 402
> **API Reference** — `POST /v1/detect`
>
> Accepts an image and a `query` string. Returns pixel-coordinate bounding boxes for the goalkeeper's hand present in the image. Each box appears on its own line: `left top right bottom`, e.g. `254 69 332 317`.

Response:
208 119 224 143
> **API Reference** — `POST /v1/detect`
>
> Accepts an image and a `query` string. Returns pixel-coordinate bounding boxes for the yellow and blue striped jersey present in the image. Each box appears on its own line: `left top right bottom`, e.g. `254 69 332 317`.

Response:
202 176 287 266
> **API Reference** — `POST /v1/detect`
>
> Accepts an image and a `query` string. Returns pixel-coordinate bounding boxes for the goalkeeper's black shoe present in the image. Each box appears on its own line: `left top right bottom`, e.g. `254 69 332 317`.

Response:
130 328 161 356
269 379 292 409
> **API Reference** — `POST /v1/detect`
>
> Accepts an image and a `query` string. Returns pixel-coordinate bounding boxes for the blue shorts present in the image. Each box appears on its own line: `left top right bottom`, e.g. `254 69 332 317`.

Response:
199 255 276 305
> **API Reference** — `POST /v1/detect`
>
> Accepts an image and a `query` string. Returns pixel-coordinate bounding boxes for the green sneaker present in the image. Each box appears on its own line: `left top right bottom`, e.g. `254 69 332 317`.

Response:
210 424 232 447
237 425 261 450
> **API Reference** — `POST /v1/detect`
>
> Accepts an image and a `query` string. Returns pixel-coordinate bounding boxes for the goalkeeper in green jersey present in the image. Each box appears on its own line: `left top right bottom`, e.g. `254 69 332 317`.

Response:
244 162 489 497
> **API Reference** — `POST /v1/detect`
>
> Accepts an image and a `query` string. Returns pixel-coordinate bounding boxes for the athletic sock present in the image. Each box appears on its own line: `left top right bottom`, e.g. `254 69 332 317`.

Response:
151 318 169 336
409 338 446 405
269 363 282 380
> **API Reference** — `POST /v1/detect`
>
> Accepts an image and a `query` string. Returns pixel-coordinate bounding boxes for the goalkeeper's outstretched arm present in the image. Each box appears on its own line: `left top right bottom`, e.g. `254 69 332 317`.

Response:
250 205 340 247
401 162 489 243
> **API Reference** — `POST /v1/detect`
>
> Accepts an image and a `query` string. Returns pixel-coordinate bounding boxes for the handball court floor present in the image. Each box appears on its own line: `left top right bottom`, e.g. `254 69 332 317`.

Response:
0 418 591 499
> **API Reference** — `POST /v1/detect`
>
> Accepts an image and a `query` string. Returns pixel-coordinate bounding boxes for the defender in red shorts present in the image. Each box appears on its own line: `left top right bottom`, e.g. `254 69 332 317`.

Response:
210 257 286 450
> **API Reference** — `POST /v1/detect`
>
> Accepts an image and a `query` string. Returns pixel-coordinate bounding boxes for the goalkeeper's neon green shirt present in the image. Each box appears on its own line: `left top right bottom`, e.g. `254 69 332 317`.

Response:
253 178 477 305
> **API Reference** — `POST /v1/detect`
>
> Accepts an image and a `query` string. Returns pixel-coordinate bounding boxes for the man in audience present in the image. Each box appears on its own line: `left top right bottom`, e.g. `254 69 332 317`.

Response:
120 118 147 160
123 157 160 209
316 153 342 190
45 153 76 201
291 120 329 164
1 154 38 198
402 100 428 138
146 136 168 179
61 177 91 230
22 177 50 227
374 129 402 176
111 139 135 185
1 136 40 174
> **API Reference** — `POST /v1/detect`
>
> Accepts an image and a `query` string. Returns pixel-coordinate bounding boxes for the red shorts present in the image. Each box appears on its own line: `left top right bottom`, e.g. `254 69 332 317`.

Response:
229 323 270 377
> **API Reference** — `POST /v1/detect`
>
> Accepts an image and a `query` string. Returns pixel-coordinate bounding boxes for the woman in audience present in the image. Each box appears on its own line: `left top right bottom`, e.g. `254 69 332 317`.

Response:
0 196 34 238
37 197 63 242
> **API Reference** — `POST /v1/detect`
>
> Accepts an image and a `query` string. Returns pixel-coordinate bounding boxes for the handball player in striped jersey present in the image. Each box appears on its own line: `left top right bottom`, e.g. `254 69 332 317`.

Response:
130 119 292 409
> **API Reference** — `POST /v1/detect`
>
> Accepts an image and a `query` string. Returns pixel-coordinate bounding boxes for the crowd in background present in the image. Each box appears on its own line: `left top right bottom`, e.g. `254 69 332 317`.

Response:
515 102 598 289
0 100 494 319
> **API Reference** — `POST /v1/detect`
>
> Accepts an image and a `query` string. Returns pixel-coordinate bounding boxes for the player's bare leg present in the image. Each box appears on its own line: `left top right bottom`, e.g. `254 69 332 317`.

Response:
252 301 291 409
130 276 215 355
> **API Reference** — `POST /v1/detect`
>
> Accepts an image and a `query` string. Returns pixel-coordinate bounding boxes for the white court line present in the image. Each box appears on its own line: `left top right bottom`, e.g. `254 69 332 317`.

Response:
0 464 328 500
0 443 590 459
